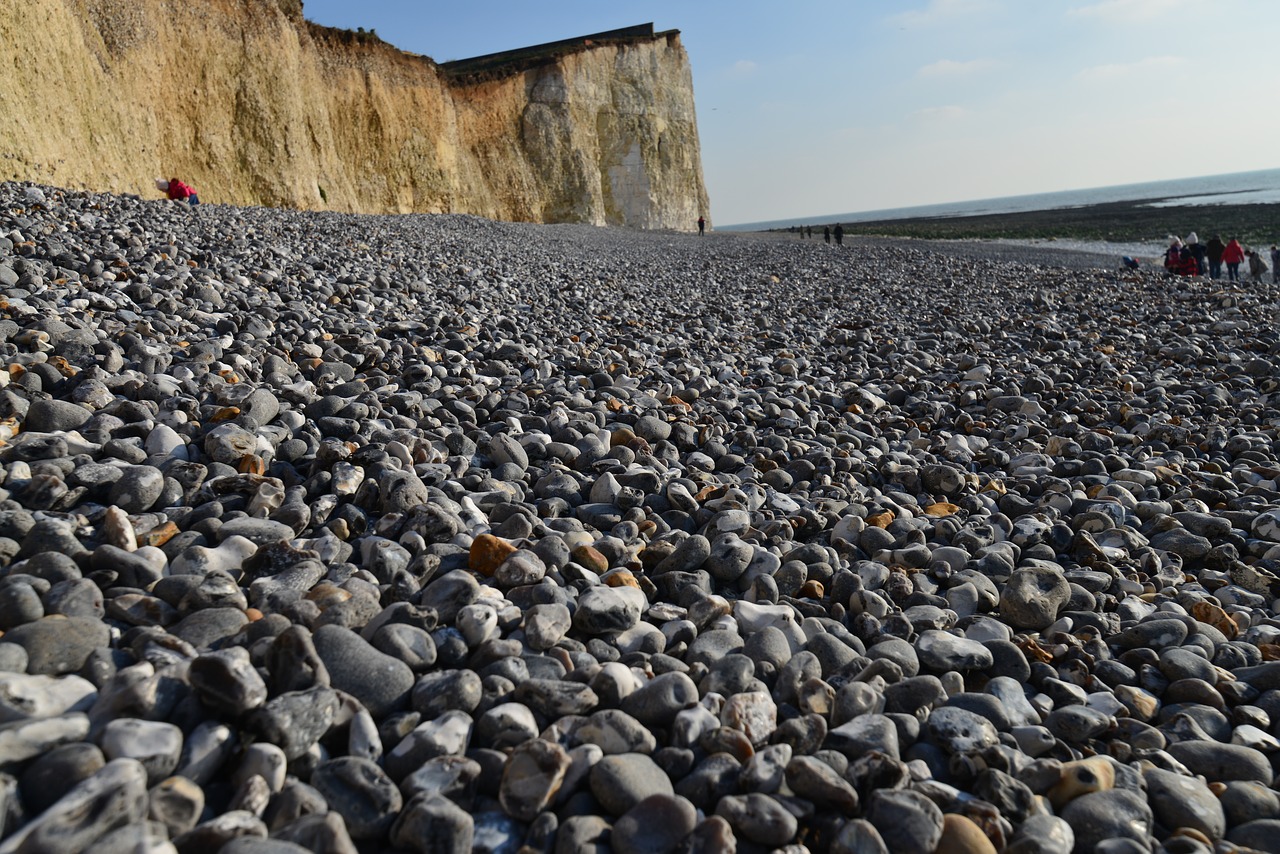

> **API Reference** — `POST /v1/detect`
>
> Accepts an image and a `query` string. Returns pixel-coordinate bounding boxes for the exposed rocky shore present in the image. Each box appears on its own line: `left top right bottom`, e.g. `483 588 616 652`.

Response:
2 182 1280 854
831 198 1280 250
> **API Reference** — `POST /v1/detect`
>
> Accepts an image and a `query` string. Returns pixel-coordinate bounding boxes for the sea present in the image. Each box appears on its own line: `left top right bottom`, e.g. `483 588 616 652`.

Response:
721 167 1280 232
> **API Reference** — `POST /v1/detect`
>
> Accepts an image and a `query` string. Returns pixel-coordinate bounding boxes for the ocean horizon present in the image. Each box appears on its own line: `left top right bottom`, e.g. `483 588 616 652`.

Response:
721 167 1280 232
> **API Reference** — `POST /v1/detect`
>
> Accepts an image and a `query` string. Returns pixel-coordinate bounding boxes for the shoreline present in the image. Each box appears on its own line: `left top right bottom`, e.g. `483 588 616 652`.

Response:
756 198 1280 250
731 228 1157 271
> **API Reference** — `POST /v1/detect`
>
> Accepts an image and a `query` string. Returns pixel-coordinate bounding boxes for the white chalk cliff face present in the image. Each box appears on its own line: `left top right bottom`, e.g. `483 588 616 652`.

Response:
0 0 710 230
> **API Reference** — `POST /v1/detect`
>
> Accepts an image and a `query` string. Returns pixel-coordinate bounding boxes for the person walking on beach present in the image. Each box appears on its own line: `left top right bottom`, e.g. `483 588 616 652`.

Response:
823 226 830 244
1206 234 1226 279
1163 238 1183 275
697 216 705 236
1247 249 1268 283
1185 232 1206 276
1271 245 1279 284
1223 237 1245 282
833 223 844 246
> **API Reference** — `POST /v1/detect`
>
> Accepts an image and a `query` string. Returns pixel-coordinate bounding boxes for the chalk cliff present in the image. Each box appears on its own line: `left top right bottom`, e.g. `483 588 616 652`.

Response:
0 0 709 228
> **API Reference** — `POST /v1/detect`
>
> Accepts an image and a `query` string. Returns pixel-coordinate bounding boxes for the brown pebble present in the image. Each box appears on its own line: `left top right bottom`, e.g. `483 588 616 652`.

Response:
602 569 639 589
470 533 517 577
1049 757 1114 809
798 580 824 599
935 814 997 854
573 545 609 574
140 521 180 548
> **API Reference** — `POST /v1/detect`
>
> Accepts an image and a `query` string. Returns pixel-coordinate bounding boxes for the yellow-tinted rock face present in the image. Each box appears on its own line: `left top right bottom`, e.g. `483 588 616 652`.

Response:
0 0 709 228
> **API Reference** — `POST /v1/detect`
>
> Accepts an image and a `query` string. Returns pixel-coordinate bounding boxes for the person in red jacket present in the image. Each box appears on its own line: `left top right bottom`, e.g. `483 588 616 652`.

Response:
160 177 200 206
1177 246 1199 277
1222 237 1245 282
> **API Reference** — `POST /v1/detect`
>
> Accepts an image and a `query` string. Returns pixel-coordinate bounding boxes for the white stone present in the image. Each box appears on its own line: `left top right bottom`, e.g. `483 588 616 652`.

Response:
170 535 257 576
0 673 96 723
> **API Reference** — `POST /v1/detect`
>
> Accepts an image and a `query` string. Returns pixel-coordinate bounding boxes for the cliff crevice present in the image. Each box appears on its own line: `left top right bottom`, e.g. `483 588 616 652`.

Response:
0 1 709 228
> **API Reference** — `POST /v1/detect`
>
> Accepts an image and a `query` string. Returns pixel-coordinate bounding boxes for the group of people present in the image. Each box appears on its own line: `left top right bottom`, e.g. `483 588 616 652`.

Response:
792 224 844 245
1163 232 1278 283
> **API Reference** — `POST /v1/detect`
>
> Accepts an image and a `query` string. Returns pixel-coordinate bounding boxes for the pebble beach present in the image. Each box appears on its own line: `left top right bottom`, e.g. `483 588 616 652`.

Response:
4 182 1280 853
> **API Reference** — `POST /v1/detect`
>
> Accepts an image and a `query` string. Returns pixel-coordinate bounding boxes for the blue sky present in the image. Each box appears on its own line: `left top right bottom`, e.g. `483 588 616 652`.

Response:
301 0 1278 225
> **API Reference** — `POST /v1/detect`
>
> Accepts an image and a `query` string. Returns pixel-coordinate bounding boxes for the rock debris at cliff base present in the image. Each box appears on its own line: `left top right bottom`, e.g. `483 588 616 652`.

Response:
1 182 1280 853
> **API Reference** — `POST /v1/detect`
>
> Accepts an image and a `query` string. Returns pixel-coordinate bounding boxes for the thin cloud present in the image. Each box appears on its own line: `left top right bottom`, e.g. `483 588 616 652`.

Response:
727 59 757 78
1068 0 1188 23
891 0 997 27
912 105 969 122
1076 55 1184 81
917 59 999 78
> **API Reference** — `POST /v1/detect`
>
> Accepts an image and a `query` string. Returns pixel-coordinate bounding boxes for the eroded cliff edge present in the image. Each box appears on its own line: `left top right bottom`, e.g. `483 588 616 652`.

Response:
0 0 709 228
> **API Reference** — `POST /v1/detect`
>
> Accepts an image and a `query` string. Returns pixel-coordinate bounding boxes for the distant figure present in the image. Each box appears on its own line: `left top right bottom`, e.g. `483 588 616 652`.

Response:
1223 237 1245 281
1247 249 1268 283
1185 232 1206 276
1205 234 1226 279
823 226 830 244
806 226 813 239
697 215 705 236
1163 237 1183 274
160 177 200 206
833 223 844 246
1178 246 1199 277
1271 245 1280 284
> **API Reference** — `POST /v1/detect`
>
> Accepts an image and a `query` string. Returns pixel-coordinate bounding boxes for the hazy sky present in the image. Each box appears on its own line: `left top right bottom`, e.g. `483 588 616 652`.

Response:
301 0 1278 226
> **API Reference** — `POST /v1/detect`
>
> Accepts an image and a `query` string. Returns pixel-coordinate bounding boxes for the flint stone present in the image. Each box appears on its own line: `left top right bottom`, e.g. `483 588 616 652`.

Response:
827 714 900 760
927 705 999 754
915 630 994 672
831 818 890 854
499 738 571 822
1 615 109 675
25 399 91 433
312 625 413 718
1143 766 1225 840
0 672 96 723
866 788 943 854
0 758 147 854
589 752 674 816
17 741 104 815
99 718 183 784
999 565 1070 630
188 646 268 716
1229 820 1280 852
390 792 474 854
554 815 611 854
248 686 340 760
310 757 402 841
1167 741 1273 783
714 792 797 847
1059 789 1152 852
108 465 165 513
785 755 858 812
620 671 699 727
573 585 645 634
610 793 696 854
1006 815 1074 854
